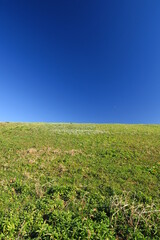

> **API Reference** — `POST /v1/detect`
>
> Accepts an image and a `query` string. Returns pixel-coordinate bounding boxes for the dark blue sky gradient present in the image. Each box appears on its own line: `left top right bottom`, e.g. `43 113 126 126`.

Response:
0 0 160 123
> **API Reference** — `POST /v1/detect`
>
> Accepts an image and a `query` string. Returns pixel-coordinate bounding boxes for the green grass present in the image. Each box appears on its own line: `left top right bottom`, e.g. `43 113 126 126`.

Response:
0 123 159 239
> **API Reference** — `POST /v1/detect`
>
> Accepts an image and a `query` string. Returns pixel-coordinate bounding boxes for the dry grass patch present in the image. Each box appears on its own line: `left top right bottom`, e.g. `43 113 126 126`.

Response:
17 147 84 158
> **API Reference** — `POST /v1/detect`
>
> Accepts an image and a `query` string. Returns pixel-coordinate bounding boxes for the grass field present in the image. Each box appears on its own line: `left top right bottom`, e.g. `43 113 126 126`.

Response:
0 123 159 239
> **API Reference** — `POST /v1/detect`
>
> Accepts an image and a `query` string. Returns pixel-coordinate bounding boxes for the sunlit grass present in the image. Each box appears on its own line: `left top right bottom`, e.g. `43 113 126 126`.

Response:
0 123 159 239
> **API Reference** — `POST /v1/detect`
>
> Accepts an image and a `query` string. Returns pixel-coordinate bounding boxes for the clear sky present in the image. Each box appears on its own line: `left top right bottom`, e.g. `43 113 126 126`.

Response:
0 0 160 123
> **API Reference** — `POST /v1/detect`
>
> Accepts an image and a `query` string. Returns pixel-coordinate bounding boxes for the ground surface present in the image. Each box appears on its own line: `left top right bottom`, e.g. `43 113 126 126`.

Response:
0 123 159 239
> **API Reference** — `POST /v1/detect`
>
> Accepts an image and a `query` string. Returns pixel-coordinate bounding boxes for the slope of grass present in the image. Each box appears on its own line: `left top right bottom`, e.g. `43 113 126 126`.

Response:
0 123 159 239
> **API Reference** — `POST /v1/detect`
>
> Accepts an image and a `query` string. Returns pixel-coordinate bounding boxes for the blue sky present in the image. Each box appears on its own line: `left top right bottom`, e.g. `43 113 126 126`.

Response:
0 0 160 123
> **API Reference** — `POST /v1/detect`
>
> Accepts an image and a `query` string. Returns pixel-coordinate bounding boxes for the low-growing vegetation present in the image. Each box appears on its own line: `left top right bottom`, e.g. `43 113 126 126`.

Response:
0 123 159 239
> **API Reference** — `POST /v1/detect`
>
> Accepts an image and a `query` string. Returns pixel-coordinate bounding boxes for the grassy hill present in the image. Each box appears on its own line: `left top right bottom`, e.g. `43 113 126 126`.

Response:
0 123 159 239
